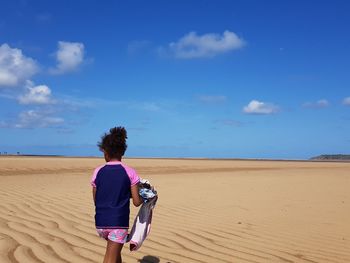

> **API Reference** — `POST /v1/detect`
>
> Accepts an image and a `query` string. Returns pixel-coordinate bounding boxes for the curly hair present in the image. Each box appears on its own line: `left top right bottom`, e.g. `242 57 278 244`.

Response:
98 126 128 159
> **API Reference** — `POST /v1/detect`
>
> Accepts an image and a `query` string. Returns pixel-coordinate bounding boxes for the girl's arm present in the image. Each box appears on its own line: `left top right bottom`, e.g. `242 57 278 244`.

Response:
92 187 96 204
131 184 143 207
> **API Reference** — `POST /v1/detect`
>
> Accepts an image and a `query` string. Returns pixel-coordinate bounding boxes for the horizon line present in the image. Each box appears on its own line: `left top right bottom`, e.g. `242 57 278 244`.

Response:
1 154 350 163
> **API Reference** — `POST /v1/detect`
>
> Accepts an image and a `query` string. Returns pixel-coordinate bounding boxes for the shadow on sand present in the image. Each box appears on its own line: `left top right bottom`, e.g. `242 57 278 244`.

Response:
138 255 160 263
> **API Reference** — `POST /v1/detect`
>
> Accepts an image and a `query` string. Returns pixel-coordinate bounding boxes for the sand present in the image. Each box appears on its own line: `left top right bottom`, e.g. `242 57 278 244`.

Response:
0 156 349 263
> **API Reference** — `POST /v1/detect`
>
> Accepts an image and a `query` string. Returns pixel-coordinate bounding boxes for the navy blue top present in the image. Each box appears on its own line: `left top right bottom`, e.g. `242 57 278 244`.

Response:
91 161 140 228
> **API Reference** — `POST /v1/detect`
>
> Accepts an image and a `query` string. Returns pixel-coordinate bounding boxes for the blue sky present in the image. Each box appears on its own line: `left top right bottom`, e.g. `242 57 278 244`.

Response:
0 0 349 159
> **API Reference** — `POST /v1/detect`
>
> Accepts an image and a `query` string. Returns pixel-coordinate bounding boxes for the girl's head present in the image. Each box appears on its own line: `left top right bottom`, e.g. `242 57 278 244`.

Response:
98 126 128 161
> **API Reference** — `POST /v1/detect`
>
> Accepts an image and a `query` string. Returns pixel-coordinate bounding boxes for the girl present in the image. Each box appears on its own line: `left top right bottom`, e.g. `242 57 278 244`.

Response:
91 126 143 263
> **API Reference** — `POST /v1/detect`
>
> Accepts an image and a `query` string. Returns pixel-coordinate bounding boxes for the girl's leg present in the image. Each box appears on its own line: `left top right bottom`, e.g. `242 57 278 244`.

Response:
117 252 122 263
103 240 124 263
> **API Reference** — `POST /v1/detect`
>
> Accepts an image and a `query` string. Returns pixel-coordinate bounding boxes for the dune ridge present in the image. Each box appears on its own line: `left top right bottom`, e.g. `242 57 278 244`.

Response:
0 157 349 262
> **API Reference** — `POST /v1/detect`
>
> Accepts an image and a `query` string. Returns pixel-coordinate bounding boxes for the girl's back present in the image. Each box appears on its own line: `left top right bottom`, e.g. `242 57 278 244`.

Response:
92 161 139 228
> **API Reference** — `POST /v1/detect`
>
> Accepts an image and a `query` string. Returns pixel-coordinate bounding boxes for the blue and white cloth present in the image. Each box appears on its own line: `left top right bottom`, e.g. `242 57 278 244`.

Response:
138 178 157 202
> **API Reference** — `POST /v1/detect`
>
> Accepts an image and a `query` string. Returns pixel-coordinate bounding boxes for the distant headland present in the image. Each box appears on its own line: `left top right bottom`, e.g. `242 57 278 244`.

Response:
310 154 350 160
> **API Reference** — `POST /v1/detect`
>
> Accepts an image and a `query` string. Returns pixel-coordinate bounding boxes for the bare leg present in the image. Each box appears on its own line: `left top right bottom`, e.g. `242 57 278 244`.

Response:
103 240 124 263
117 252 122 263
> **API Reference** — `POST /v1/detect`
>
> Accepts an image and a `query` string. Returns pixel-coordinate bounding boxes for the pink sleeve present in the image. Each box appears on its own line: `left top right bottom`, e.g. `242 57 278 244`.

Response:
91 165 104 187
122 164 140 186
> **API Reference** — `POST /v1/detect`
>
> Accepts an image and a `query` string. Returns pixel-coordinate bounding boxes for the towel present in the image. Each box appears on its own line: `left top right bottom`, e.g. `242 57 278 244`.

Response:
128 179 158 251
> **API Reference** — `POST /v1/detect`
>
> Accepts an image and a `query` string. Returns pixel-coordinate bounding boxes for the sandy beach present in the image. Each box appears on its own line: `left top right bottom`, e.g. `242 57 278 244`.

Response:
0 156 349 263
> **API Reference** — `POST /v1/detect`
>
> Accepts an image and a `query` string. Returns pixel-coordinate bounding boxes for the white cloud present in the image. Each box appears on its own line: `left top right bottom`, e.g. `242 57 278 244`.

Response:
0 43 39 87
243 100 279 115
342 97 350 106
166 30 245 59
14 109 64 129
198 95 227 104
50 41 85 74
303 99 330 108
316 99 329 107
18 81 55 105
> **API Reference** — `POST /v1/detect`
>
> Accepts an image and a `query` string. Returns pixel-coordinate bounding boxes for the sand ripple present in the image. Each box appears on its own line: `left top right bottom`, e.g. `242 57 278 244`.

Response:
0 157 349 262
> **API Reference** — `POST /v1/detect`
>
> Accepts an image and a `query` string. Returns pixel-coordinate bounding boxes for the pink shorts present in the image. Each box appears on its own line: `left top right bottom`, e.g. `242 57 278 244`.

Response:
96 228 128 243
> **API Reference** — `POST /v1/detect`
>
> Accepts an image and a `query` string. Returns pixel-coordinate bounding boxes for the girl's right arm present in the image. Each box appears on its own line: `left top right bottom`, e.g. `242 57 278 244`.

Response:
131 184 143 207
92 187 96 204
